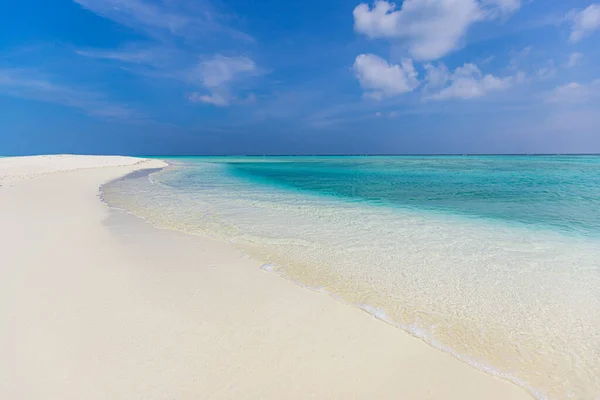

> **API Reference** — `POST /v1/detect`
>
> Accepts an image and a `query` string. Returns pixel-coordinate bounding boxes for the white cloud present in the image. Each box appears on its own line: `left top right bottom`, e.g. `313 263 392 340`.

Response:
424 63 516 100
483 0 521 13
187 92 229 106
75 45 173 66
73 0 253 42
423 63 450 89
0 69 136 119
569 4 600 43
373 110 399 118
187 55 259 106
73 1 259 108
353 0 481 60
353 0 521 61
193 55 257 88
187 91 256 106
74 0 186 36
545 80 600 104
76 46 262 107
480 55 495 65
567 52 584 68
536 60 556 80
508 45 532 70
353 53 419 99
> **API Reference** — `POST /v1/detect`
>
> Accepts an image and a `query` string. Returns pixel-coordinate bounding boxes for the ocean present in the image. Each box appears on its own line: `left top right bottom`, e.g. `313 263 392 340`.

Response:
102 156 600 399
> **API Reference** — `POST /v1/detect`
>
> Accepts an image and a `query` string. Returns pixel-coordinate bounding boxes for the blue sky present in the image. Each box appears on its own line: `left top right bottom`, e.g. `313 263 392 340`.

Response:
1 0 599 155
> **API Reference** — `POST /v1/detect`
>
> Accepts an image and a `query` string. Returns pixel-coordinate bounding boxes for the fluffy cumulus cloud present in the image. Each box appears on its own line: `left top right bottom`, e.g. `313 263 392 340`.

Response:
545 80 600 104
194 55 257 88
74 0 259 107
424 62 516 100
353 53 419 99
353 0 521 61
187 55 258 106
569 4 600 43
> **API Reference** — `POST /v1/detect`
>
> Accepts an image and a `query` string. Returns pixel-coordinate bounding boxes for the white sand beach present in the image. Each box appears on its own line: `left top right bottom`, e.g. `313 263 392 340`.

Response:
0 155 532 400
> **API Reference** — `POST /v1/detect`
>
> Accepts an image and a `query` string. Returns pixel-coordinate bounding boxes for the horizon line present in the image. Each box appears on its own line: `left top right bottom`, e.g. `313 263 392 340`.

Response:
141 153 600 157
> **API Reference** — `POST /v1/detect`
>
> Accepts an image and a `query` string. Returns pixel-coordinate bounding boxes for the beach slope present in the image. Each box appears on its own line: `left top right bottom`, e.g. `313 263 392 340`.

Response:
0 155 532 400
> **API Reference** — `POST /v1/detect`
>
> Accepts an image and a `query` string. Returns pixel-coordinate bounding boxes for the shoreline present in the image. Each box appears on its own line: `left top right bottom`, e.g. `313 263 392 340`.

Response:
0 155 532 399
104 158 549 400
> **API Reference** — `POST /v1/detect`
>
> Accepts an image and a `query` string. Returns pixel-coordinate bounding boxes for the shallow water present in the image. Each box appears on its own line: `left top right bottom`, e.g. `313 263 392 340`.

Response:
103 156 600 399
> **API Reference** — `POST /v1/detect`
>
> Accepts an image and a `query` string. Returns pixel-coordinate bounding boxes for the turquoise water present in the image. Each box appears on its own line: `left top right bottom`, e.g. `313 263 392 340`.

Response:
104 156 600 399
210 156 600 236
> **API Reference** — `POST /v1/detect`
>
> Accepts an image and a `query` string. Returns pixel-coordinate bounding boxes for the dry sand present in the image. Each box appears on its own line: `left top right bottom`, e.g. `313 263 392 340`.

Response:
0 155 532 399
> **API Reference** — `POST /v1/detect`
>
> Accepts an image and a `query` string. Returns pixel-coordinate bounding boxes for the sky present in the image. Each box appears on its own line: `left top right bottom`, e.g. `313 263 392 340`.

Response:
1 0 600 155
